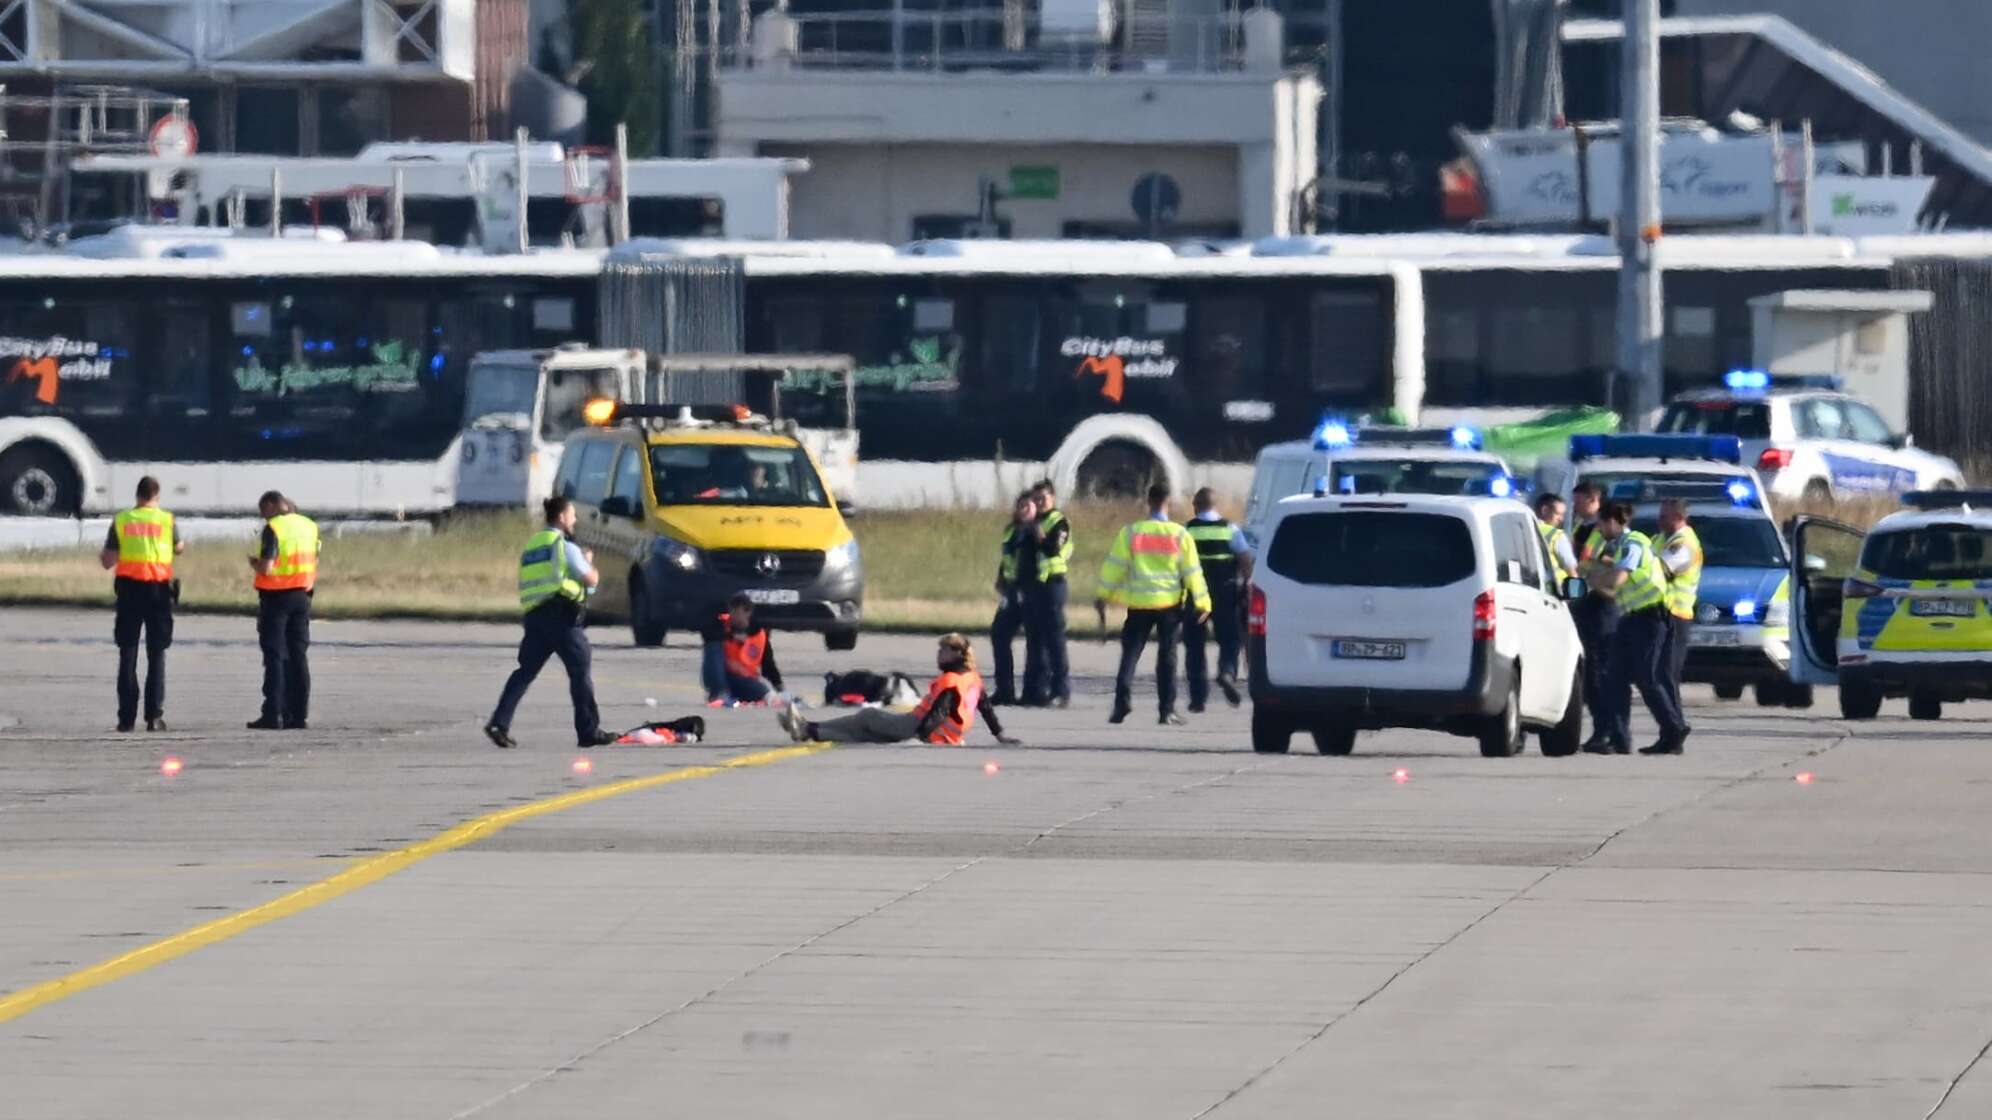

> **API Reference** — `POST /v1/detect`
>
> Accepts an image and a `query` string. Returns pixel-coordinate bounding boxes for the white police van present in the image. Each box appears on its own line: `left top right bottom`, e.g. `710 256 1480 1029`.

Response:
1242 420 1521 548
1248 493 1586 758
1656 372 1962 505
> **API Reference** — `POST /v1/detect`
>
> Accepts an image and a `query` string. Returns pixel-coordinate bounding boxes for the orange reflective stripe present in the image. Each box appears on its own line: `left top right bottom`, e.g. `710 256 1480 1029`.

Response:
1128 532 1181 555
254 514 320 592
114 561 173 581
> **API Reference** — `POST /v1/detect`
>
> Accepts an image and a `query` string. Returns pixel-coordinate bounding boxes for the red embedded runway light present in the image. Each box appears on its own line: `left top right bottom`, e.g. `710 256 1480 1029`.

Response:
571 757 594 775
983 760 1000 775
159 756 183 777
1795 771 1815 785
1393 768 1410 784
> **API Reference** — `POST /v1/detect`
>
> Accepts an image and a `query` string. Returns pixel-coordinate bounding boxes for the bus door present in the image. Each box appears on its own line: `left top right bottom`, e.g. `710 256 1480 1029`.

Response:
1788 516 1865 686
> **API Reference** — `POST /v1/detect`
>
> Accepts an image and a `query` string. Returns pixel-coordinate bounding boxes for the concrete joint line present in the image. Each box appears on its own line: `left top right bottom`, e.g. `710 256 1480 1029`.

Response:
1193 734 1856 1119
454 758 1284 1117
0 744 833 1027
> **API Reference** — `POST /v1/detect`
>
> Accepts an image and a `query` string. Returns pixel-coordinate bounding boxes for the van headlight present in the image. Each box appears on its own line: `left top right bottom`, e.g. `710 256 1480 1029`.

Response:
657 537 702 572
825 538 860 571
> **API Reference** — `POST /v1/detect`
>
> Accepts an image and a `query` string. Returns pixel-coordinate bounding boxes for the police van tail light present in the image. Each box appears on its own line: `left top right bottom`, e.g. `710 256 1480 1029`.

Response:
1757 447 1795 471
1472 590 1497 641
1247 585 1267 636
1843 578 1883 600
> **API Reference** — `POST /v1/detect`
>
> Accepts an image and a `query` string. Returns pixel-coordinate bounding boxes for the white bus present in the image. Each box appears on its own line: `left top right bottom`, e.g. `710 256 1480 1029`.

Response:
0 233 596 515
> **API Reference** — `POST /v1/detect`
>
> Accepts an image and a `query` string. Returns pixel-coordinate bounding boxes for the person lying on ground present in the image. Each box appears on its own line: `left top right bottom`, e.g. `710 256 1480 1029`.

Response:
778 633 1019 745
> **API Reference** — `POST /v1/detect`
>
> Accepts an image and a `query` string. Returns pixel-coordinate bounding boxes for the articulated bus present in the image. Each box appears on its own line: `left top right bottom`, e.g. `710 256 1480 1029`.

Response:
0 228 1934 515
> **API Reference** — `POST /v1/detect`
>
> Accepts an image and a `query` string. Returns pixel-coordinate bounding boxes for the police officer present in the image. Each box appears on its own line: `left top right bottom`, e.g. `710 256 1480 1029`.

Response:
246 491 319 731
1533 492 1577 585
99 475 184 732
1589 502 1692 756
1097 484 1211 726
1568 481 1619 751
988 490 1038 705
485 496 615 749
1655 498 1704 715
1182 487 1248 710
1021 479 1073 707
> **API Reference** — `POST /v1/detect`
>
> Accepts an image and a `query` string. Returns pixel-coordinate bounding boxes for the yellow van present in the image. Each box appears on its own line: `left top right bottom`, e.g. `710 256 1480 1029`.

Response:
555 403 862 650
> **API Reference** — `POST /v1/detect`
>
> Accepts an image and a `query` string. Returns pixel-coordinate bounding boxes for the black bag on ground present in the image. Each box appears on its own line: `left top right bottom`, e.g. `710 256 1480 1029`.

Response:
823 670 921 707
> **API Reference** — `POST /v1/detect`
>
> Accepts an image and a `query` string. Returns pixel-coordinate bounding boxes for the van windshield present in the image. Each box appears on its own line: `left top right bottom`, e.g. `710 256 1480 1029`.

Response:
1330 459 1507 496
649 443 828 507
1658 401 1772 439
1266 511 1475 587
1631 516 1787 569
1860 525 1992 581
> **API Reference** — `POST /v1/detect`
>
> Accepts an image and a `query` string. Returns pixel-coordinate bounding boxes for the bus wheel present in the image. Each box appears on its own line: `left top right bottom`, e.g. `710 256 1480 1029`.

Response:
1075 440 1160 499
629 576 666 648
0 445 79 516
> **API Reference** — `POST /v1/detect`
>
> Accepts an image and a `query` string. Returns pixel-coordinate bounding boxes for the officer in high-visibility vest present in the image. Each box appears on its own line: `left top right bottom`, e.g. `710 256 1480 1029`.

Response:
246 490 320 731
485 496 615 749
1588 502 1691 756
1022 479 1074 707
1533 492 1577 584
1181 487 1249 710
1097 484 1212 726
1655 498 1704 719
1568 480 1619 750
98 475 184 732
988 490 1038 705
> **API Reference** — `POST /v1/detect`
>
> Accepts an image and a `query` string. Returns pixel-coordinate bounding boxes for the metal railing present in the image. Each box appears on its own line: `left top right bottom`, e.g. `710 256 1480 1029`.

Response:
719 7 1256 74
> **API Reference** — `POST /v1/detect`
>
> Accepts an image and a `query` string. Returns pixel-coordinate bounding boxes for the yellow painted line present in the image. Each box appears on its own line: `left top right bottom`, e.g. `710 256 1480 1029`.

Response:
0 743 831 1025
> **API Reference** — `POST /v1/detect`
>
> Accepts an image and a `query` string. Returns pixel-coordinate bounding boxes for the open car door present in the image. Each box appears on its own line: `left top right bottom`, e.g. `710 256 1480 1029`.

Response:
1788 515 1866 686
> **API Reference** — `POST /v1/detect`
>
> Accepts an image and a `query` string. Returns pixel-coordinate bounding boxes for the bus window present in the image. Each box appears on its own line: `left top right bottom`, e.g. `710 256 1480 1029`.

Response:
1307 290 1385 398
978 291 1042 396
1487 305 1584 403
0 298 139 417
1046 282 1187 412
365 296 454 454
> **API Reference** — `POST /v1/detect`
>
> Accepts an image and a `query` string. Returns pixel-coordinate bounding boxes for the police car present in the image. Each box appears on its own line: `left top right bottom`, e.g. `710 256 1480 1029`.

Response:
1788 491 1992 721
1613 476 1803 709
1242 420 1522 547
1656 372 1963 505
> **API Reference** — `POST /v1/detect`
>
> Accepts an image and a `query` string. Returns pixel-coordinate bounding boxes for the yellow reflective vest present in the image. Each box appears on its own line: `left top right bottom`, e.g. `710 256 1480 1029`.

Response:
518 528 585 611
1099 517 1211 613
1610 530 1668 613
254 512 319 592
1658 524 1704 621
112 506 175 582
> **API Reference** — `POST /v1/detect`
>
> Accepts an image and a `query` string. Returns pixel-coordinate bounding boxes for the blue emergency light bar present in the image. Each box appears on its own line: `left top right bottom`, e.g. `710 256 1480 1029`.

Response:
1720 369 1843 394
1569 434 1743 464
1312 420 1483 451
1312 418 1354 449
1902 489 1992 511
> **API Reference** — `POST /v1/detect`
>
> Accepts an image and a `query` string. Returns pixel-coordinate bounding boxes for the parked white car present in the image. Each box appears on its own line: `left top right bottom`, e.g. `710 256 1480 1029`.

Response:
1247 494 1587 757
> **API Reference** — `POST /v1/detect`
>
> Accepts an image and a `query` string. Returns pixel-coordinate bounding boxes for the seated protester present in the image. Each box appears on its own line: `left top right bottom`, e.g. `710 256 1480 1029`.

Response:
778 633 1019 745
701 595 784 706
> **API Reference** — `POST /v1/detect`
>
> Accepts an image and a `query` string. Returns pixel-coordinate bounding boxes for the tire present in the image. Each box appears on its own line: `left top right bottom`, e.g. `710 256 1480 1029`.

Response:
1540 668 1584 757
1802 479 1833 509
1753 680 1786 707
628 576 666 648
825 627 859 652
1839 679 1883 720
1310 724 1356 756
0 444 80 516
1251 708 1293 754
1909 692 1943 721
1477 679 1523 758
1712 683 1744 701
1782 684 1815 710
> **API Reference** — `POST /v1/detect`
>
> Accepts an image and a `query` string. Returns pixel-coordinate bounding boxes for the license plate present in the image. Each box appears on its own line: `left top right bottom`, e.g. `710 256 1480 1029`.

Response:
1910 598 1975 618
1332 639 1406 660
743 589 801 605
1690 629 1742 647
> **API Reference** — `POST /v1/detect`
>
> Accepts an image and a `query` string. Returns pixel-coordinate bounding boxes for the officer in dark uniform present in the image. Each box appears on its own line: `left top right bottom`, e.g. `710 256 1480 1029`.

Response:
1022 479 1073 707
988 490 1038 705
99 475 184 732
1567 481 1620 751
1181 487 1248 710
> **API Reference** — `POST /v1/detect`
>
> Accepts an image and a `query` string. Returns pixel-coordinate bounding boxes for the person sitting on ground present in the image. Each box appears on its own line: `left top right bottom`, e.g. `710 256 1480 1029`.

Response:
779 633 1019 745
701 594 784 706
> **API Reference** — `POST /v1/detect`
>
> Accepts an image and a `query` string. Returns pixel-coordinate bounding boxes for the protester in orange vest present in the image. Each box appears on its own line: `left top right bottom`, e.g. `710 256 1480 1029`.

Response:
777 633 1019 746
99 475 184 732
245 490 320 731
701 594 785 706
